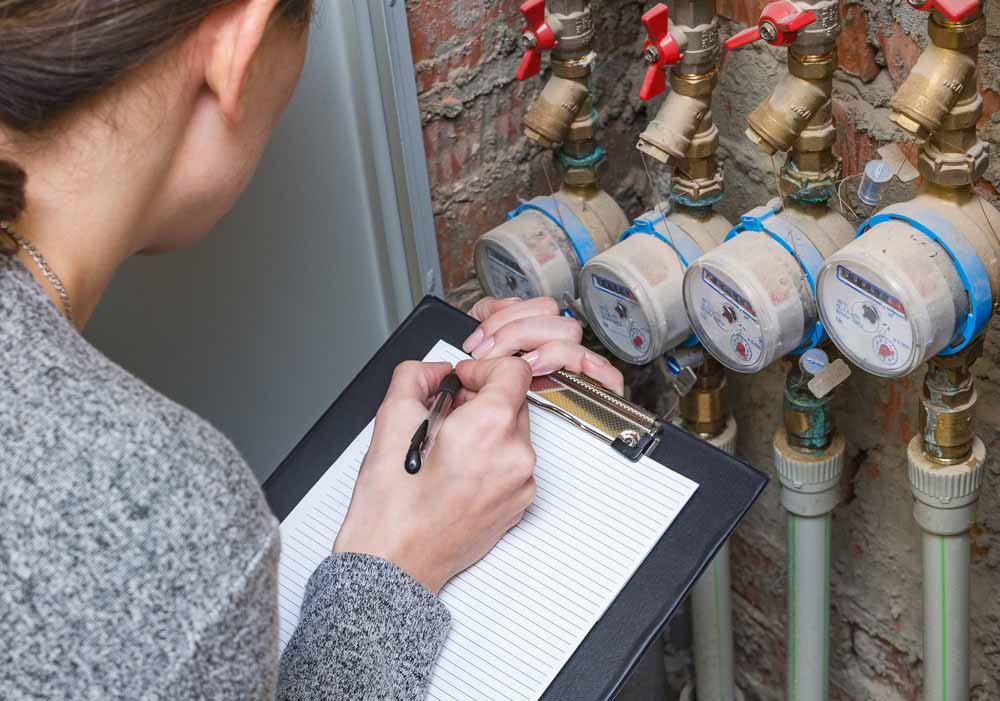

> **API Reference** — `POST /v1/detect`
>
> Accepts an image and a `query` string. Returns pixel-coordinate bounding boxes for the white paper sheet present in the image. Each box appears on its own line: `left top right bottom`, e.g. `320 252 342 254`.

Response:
277 341 698 700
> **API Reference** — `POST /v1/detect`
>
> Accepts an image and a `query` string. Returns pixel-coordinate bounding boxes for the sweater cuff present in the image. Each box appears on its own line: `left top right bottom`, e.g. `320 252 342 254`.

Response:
295 553 451 694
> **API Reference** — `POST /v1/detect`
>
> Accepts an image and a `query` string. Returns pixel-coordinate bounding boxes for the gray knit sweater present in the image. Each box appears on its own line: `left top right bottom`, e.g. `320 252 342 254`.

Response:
0 256 451 699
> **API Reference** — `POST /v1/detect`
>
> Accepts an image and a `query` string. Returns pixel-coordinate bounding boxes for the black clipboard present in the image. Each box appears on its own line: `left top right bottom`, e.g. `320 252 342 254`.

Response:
264 296 768 700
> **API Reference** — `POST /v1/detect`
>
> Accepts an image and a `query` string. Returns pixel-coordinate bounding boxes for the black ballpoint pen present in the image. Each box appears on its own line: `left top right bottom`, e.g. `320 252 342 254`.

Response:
405 370 462 474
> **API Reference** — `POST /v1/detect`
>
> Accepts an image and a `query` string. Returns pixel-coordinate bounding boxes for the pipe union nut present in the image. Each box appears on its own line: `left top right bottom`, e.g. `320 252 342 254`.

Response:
917 140 988 186
672 170 725 203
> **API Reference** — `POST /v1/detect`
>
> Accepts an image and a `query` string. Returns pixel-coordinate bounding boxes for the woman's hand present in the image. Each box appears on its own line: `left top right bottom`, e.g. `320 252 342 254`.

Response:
463 296 625 395
333 358 537 595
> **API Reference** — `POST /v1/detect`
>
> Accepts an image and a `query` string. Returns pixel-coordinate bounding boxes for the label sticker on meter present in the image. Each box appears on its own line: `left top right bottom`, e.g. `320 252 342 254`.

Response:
483 246 534 300
689 267 764 369
587 273 653 359
821 264 914 372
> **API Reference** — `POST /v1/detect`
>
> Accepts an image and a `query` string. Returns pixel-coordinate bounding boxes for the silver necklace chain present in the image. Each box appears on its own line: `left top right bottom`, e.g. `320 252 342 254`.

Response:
1 222 74 323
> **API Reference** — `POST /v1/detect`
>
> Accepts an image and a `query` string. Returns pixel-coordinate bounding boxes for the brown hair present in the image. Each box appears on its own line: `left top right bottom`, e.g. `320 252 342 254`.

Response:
0 0 311 224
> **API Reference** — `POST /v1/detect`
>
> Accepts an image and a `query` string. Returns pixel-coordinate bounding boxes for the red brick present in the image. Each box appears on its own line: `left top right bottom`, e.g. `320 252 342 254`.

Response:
838 3 879 82
832 102 881 180
876 21 921 90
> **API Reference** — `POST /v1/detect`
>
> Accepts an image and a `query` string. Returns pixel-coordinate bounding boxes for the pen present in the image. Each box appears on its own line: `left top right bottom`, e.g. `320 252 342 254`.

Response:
404 370 462 474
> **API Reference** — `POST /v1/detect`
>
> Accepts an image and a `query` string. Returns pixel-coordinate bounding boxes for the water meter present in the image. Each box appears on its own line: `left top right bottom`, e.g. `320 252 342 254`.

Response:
683 200 854 373
580 206 730 364
474 190 627 302
817 195 1000 377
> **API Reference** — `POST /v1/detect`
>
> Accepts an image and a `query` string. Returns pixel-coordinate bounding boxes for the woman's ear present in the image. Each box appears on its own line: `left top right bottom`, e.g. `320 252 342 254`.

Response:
203 0 283 125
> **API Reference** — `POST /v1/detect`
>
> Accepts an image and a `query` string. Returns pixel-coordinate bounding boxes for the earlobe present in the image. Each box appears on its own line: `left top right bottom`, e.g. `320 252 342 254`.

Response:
203 0 282 126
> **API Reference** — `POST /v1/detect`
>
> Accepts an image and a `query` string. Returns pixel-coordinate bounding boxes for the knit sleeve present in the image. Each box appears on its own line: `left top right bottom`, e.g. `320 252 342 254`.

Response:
277 553 451 700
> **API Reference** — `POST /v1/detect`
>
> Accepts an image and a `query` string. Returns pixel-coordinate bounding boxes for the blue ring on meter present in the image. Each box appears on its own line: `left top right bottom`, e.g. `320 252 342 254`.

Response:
619 210 706 348
859 205 993 356
726 205 827 353
508 196 598 265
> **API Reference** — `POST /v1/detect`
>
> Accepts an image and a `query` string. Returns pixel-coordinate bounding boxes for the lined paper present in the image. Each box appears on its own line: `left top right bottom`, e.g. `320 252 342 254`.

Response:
277 341 698 700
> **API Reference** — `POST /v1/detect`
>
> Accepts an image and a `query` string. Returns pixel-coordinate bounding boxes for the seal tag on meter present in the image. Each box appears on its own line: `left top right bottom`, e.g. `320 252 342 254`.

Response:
799 348 851 398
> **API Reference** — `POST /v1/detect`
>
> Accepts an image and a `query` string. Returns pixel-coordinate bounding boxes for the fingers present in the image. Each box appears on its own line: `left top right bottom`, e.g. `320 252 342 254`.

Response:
454 357 532 411
383 361 455 405
471 315 583 360
468 297 521 323
522 341 625 395
374 361 455 438
463 296 561 354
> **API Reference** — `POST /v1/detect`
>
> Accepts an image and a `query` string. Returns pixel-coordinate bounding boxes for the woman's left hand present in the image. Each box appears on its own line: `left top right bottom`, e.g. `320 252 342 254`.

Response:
463 297 625 395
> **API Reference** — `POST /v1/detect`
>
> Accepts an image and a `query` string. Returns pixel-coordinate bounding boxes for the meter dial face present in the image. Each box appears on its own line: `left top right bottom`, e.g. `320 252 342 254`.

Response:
479 243 538 300
818 263 914 375
686 265 765 372
583 271 654 363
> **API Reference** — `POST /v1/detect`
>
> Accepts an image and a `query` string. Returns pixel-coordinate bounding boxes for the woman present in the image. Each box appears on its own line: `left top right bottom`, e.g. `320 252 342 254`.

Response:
0 1 624 699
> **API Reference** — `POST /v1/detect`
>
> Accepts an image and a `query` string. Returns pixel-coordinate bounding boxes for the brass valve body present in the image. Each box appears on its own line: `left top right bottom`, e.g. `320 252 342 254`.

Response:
890 10 988 189
745 50 836 157
919 341 982 465
680 355 729 438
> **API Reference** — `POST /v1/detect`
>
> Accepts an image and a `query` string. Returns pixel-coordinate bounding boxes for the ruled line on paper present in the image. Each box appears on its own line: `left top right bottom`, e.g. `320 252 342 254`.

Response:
276 341 699 701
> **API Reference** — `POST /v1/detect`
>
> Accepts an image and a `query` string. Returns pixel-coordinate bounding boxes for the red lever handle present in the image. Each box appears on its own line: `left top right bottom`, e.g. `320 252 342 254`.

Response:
724 1 817 50
639 3 683 101
908 0 979 22
516 0 558 81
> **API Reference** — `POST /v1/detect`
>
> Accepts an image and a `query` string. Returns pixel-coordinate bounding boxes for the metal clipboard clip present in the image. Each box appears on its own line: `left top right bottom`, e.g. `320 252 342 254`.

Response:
527 365 696 462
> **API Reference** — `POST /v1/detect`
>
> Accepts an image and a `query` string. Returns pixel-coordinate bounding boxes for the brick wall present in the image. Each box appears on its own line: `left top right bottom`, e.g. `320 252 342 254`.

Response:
407 1 1000 698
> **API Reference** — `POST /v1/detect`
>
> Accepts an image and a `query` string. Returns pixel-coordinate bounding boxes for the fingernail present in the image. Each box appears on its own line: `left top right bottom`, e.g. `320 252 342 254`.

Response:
522 351 541 371
470 336 495 359
463 328 485 353
586 351 611 367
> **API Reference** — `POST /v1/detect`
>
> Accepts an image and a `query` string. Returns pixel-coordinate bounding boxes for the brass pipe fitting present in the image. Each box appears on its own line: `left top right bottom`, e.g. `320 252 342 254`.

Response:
638 71 718 166
680 354 729 437
636 2 724 206
745 50 836 156
523 74 590 149
782 363 835 452
522 1 596 152
890 13 984 141
919 340 982 464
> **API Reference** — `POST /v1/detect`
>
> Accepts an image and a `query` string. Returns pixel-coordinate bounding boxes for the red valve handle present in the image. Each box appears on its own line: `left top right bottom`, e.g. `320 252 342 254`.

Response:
516 0 558 81
639 4 683 100
908 0 979 22
724 1 817 50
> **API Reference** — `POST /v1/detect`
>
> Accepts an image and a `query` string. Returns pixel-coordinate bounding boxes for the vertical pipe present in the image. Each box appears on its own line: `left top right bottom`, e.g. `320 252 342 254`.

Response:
690 542 737 701
775 402 844 701
787 512 830 701
687 417 739 701
921 532 970 701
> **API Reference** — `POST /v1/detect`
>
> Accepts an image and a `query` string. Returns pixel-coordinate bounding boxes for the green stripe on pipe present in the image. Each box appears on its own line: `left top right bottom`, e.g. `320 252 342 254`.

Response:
940 536 947 701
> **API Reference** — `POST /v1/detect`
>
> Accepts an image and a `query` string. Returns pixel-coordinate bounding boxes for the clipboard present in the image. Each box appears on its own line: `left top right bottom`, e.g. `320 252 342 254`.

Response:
264 295 768 700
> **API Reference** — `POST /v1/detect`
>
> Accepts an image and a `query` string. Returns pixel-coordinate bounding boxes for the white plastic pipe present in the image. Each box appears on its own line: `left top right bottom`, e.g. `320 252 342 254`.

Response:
908 435 985 701
690 541 738 701
786 512 830 700
921 531 970 701
683 417 742 701
775 429 845 701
